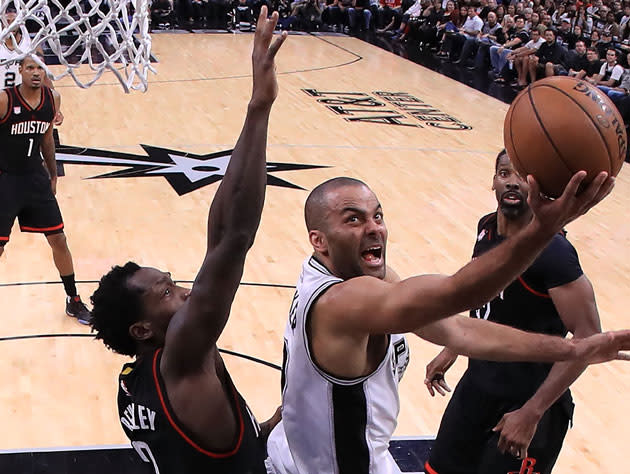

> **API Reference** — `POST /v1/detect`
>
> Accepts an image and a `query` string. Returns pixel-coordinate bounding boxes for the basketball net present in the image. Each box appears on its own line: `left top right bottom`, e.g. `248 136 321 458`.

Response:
0 0 154 92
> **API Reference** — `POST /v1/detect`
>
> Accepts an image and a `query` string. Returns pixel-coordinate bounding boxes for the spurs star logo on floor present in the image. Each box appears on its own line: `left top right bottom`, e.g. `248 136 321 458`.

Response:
55 143 329 195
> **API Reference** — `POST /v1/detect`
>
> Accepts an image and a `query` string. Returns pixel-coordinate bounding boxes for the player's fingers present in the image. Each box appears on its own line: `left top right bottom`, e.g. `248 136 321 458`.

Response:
590 176 615 208
268 30 288 59
434 382 446 396
572 171 608 216
438 379 451 392
558 170 588 203
425 381 435 397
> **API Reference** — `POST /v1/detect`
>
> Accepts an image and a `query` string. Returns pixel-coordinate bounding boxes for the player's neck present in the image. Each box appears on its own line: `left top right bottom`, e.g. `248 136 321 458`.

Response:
496 209 533 238
18 83 40 100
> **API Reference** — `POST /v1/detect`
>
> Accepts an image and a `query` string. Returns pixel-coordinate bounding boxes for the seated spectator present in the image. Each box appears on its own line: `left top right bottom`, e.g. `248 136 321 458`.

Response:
432 0 455 38
511 28 544 86
455 11 504 68
376 0 404 34
324 0 352 31
572 47 603 80
566 40 590 77
208 0 232 28
528 28 567 82
489 15 529 82
603 10 620 38
390 0 423 40
576 5 593 35
150 0 176 30
529 11 545 36
349 0 372 32
444 4 484 60
620 5 630 29
233 0 255 30
414 0 444 47
596 31 615 59
598 56 630 103
557 18 577 50
435 5 468 57
295 0 324 31
589 48 625 86
574 25 590 47
551 3 566 27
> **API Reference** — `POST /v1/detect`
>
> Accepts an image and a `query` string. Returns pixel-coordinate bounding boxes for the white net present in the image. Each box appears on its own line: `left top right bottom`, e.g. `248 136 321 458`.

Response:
0 0 155 92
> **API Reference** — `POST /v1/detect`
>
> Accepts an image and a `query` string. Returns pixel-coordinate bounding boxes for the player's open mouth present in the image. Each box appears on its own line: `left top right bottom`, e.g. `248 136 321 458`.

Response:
501 191 522 205
361 246 383 266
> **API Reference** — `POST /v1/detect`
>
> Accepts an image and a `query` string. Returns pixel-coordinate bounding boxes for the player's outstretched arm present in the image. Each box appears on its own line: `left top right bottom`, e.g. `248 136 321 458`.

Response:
319 172 615 335
162 8 287 375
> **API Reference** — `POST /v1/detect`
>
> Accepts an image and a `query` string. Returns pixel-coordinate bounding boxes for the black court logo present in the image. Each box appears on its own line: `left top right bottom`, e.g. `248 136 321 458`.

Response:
303 89 472 130
55 144 329 196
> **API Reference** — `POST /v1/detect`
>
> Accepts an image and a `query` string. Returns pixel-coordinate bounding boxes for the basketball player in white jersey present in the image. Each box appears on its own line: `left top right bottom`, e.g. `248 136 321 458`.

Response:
267 174 630 474
1 7 63 124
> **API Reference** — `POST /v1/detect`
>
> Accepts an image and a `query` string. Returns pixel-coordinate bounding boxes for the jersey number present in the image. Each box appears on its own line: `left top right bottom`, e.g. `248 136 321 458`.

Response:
27 138 34 157
131 441 161 474
4 72 15 88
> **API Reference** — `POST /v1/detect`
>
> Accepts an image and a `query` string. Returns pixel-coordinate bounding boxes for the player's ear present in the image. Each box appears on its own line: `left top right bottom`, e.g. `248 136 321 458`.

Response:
129 321 153 342
309 229 328 254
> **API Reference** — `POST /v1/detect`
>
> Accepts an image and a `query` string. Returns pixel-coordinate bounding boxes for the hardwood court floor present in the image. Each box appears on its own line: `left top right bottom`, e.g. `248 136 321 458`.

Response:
0 33 629 472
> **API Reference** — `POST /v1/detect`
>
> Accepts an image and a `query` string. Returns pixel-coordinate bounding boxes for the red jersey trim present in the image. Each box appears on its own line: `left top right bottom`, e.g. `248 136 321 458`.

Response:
151 348 246 459
0 236 9 241
0 90 13 124
15 85 44 111
518 276 551 299
20 223 64 232
424 461 440 474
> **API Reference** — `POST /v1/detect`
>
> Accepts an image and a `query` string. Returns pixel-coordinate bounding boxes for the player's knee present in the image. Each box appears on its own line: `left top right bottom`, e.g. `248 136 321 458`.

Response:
47 232 68 250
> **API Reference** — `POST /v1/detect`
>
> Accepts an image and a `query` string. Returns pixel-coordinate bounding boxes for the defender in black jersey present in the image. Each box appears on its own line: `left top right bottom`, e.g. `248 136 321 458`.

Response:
0 54 90 324
90 9 286 474
425 151 603 474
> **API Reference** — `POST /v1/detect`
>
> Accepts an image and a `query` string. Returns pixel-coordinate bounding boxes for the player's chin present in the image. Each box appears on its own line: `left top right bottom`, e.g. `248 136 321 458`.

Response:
360 261 386 279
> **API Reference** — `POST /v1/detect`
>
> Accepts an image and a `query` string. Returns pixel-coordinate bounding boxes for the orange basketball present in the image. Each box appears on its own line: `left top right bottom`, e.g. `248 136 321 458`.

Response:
504 76 626 197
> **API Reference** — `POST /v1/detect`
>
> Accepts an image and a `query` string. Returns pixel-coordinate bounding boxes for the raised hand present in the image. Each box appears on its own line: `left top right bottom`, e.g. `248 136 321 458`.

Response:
251 7 288 109
527 171 615 234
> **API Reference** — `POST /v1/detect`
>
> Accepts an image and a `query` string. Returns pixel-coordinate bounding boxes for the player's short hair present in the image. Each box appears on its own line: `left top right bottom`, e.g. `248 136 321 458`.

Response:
495 149 508 172
304 177 368 231
91 262 143 357
19 51 45 65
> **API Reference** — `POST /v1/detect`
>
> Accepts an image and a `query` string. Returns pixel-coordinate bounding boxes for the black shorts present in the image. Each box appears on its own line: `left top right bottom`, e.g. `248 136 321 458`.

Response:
0 167 64 246
426 372 574 474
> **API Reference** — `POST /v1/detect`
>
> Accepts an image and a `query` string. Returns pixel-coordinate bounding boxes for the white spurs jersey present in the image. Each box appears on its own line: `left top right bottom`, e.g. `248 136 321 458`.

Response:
267 257 410 474
0 29 31 89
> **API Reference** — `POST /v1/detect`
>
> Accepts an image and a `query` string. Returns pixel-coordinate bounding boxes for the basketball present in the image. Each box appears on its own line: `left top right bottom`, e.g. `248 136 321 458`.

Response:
504 76 626 198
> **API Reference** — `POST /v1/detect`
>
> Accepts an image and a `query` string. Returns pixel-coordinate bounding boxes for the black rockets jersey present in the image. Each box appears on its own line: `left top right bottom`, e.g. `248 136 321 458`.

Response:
118 349 268 474
466 213 583 401
0 85 55 174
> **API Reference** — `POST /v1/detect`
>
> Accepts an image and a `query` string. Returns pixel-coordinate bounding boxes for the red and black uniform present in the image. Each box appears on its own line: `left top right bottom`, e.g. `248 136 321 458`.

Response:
426 212 581 474
0 85 62 245
117 349 268 474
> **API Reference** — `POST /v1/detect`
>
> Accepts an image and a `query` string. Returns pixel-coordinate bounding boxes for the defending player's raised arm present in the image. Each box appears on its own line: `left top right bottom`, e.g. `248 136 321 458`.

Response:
162 9 287 374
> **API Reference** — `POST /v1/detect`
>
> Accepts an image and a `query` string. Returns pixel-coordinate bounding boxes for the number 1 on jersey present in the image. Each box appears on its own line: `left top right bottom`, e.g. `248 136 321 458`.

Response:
27 138 34 157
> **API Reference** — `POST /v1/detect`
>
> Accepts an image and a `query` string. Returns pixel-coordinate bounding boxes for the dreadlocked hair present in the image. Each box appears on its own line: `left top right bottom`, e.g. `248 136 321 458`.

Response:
90 262 143 357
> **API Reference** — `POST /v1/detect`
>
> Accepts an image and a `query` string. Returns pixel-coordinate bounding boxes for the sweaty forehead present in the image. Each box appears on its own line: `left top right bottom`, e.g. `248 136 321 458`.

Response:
325 185 378 212
128 267 166 292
